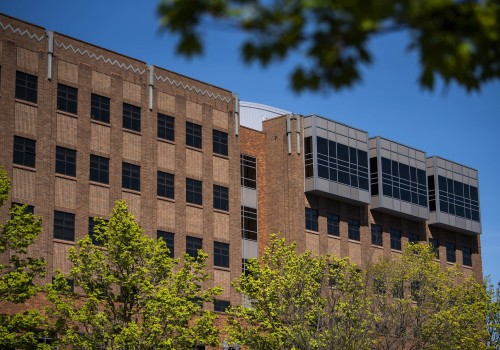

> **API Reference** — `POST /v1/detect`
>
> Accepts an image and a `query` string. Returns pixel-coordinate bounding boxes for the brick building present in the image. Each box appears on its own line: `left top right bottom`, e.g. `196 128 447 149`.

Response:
0 11 482 325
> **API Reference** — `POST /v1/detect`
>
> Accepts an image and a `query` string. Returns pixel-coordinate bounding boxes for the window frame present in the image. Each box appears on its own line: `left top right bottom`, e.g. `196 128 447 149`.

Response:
213 185 229 211
186 121 202 149
305 207 319 232
213 129 228 156
214 299 230 313
429 238 440 259
57 83 78 114
186 236 202 258
347 217 360 241
186 178 203 205
13 136 36 168
446 242 456 263
91 93 110 123
122 162 141 191
122 103 141 132
371 224 383 246
462 246 472 267
55 146 76 177
241 154 257 189
241 206 258 241
327 213 340 237
54 210 75 241
390 228 402 251
157 171 175 199
157 230 175 258
157 113 175 141
90 154 109 184
15 71 38 103
214 241 230 268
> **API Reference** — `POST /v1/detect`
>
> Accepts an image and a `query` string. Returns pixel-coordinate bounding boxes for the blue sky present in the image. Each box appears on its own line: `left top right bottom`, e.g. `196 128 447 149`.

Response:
2 1 498 283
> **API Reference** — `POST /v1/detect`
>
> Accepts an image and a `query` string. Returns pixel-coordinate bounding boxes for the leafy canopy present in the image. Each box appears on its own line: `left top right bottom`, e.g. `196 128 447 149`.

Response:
47 200 222 350
158 0 500 92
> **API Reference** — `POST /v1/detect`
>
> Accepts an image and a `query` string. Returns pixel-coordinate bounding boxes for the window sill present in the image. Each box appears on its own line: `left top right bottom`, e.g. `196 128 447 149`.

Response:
305 230 319 235
348 239 361 244
213 153 229 160
53 238 75 245
391 249 402 254
57 110 78 119
186 202 203 209
90 119 111 128
15 98 38 108
157 138 175 145
371 244 384 249
122 188 141 195
122 128 142 136
214 266 230 272
463 265 473 269
157 196 175 203
446 261 456 266
89 181 110 188
186 145 203 153
327 234 341 239
55 173 77 181
213 208 229 215
13 164 36 172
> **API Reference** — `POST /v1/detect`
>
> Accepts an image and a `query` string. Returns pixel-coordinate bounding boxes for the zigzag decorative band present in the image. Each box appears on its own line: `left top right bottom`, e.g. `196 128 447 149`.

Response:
0 20 45 41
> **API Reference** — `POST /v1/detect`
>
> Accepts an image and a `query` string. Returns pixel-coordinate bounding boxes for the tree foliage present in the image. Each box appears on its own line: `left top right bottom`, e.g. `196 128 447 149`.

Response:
158 0 500 92
0 166 47 349
47 200 222 350
486 279 500 349
226 234 373 350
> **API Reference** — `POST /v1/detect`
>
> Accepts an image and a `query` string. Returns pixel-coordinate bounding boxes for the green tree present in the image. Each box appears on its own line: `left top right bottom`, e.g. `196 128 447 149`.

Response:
486 279 500 349
0 167 48 349
226 234 373 350
158 0 500 92
47 200 221 350
368 242 488 350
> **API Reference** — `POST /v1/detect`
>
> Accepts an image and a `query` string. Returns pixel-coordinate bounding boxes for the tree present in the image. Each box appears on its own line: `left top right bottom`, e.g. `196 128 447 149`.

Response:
368 242 488 350
226 234 373 350
47 200 222 350
486 279 500 349
157 0 500 92
0 166 48 349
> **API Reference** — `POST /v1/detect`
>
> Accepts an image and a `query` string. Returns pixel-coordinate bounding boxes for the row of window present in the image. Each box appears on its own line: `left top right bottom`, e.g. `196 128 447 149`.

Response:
13 136 229 210
305 208 359 240
431 175 480 222
15 71 229 156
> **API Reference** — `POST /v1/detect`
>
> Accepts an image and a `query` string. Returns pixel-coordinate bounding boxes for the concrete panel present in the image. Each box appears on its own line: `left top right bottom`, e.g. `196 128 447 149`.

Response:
157 92 176 114
336 123 348 136
338 183 350 198
316 117 328 129
123 132 141 162
241 187 257 209
213 109 228 130
157 200 175 229
55 177 77 210
305 232 320 256
214 212 229 240
317 127 328 138
186 206 203 234
58 61 78 84
92 71 111 94
327 120 336 131
337 134 348 146
186 148 203 178
348 138 357 148
89 185 109 216
401 201 411 215
90 123 111 155
348 241 362 266
213 157 229 184
214 269 231 298
53 242 72 274
15 102 37 136
303 117 312 128
12 168 35 202
122 191 141 222
123 81 141 104
348 127 356 138
157 142 175 171
17 47 38 71
317 177 329 193
328 236 341 258
242 239 258 258
359 190 370 204
186 101 202 122
57 114 78 146
357 130 368 142
304 177 315 192
393 198 401 212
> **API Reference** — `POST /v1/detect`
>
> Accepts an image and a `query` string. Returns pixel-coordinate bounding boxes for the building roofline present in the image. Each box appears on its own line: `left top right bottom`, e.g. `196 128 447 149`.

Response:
305 114 369 134
427 155 478 172
369 136 427 154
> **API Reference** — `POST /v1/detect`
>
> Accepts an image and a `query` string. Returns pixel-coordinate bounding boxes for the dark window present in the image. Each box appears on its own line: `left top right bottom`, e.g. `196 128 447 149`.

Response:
327 213 340 236
348 218 360 241
213 185 229 211
11 203 34 215
214 299 230 313
370 157 379 196
54 211 75 241
13 136 36 168
213 130 228 156
88 217 102 246
242 206 258 240
408 232 419 244
390 228 401 251
123 103 141 132
371 224 383 246
158 113 174 141
429 238 440 259
305 207 318 232
186 236 202 258
157 171 174 199
57 83 78 114
122 162 140 191
55 146 76 177
462 246 472 267
15 71 37 103
157 231 174 258
241 154 257 189
186 122 202 149
52 277 74 293
446 242 456 263
186 178 202 205
304 137 314 178
90 155 109 184
91 93 110 123
214 241 230 268
437 175 480 222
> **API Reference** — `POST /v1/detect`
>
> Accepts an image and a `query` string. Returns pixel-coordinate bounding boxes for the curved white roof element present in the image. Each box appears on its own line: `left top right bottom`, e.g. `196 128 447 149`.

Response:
240 101 291 131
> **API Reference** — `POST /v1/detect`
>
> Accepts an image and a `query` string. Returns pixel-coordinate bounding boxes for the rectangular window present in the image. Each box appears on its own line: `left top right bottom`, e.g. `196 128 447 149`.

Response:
15 71 37 103
305 207 318 232
446 242 456 263
390 228 402 251
371 224 383 246
408 232 419 244
11 203 34 215
213 130 228 156
241 206 258 240
90 155 109 184
54 210 75 241
429 238 440 259
88 217 102 246
186 236 202 258
157 171 174 199
122 162 140 191
214 241 230 268
57 83 78 114
304 136 314 178
437 175 480 222
462 246 472 267
186 178 202 205
348 218 360 241
157 231 174 258
13 136 36 168
91 93 110 123
158 113 174 141
55 146 76 177
327 213 340 237
214 299 230 313
186 122 202 149
241 154 257 189
213 185 229 211
123 103 141 132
